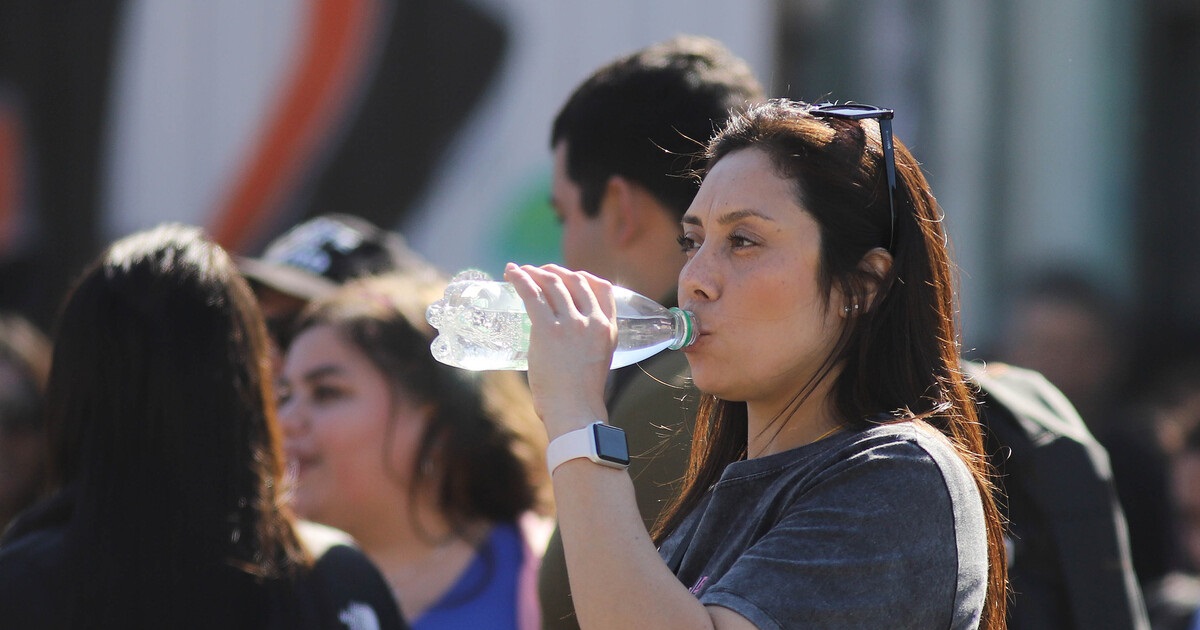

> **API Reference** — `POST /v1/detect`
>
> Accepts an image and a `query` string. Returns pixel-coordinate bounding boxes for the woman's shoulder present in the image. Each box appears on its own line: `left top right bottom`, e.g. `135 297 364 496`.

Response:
850 421 973 470
831 421 979 489
849 417 944 442
722 420 963 483
715 420 979 515
295 519 356 558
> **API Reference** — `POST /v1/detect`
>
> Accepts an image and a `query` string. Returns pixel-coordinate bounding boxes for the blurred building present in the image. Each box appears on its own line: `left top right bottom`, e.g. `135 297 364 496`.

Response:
0 0 1196 377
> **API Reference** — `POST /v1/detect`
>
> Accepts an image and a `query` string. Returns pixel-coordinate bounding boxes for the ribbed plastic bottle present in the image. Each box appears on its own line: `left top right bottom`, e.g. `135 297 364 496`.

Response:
426 270 697 371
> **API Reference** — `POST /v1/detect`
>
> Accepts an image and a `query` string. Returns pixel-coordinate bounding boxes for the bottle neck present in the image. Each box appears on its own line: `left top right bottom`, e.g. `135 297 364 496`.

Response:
668 307 697 350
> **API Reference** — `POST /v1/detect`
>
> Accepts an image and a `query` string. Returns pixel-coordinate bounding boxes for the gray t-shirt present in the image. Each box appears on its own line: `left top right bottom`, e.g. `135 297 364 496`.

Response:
658 422 988 629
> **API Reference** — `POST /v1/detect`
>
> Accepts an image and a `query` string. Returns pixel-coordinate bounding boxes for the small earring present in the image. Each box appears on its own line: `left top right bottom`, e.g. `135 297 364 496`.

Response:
843 304 861 316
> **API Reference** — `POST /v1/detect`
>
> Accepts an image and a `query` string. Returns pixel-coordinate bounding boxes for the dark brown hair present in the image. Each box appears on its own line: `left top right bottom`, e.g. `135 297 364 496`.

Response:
551 34 765 219
652 99 1008 629
44 224 308 626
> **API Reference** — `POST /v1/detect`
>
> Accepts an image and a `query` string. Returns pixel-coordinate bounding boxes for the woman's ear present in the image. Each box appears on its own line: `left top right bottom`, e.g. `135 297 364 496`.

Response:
858 247 894 311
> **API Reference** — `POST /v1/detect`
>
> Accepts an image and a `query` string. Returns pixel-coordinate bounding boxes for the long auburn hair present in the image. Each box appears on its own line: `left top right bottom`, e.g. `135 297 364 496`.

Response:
651 99 1007 629
44 224 308 626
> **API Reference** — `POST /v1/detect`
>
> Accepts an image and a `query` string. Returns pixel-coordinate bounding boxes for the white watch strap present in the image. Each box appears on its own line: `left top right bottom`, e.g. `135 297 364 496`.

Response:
546 425 596 476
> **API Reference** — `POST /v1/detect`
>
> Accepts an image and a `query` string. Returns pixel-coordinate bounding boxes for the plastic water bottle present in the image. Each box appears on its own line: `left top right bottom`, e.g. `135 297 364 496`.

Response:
426 270 697 371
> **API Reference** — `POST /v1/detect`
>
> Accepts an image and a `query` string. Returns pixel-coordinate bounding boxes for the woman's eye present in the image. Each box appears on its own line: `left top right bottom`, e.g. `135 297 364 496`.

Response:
677 234 700 253
275 387 292 407
312 385 344 402
729 233 756 249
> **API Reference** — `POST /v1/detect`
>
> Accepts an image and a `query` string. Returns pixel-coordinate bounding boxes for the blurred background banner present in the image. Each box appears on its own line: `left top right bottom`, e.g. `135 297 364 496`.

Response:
0 0 1197 374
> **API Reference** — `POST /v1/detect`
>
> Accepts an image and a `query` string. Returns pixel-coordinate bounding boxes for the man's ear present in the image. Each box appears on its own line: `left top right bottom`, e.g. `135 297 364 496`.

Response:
858 247 894 310
600 175 639 248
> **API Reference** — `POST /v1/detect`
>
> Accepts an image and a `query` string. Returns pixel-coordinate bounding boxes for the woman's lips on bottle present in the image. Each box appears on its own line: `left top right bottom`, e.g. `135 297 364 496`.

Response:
682 327 709 352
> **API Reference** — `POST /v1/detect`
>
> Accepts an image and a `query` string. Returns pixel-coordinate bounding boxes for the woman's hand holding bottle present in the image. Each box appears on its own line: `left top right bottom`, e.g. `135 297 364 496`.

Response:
503 263 616 440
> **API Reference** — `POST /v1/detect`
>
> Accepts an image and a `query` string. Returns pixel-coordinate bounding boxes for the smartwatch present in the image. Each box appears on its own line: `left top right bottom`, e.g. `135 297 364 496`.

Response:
546 422 630 475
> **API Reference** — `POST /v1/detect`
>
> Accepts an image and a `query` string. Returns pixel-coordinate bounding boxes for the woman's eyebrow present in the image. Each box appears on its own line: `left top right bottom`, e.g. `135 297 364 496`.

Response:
717 208 774 225
301 363 344 383
682 208 774 228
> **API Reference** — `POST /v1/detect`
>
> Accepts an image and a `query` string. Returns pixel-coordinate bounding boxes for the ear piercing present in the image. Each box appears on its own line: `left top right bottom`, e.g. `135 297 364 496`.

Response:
843 304 860 315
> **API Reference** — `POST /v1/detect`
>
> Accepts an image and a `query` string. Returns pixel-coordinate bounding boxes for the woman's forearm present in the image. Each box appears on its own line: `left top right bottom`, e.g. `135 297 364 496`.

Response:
551 459 718 630
501 263 748 627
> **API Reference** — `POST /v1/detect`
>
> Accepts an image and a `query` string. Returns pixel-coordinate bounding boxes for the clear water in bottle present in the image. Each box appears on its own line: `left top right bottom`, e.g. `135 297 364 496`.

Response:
426 270 697 371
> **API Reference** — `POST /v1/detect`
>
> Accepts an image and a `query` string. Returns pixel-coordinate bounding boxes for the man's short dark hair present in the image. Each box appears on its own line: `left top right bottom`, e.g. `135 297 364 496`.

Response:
551 34 764 219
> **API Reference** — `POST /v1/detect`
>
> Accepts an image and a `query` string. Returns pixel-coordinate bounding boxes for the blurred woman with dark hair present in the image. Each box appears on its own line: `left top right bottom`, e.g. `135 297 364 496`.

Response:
0 224 407 629
278 272 553 630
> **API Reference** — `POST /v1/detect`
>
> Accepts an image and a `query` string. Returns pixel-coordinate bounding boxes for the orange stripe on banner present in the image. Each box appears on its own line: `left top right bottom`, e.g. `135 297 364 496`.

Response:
209 0 381 253
0 106 22 254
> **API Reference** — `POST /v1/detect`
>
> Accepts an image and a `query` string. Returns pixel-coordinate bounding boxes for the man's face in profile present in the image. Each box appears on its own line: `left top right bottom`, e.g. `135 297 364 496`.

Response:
550 141 611 279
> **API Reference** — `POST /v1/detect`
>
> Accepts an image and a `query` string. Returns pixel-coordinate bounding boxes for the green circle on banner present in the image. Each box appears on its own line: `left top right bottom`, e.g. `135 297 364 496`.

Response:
489 172 562 275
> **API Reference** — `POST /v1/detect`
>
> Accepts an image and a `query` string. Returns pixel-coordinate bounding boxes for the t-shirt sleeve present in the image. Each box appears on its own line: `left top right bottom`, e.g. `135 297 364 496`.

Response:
697 439 985 629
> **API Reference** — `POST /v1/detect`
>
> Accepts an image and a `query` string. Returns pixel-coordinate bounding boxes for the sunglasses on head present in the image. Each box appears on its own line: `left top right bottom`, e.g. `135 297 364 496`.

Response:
809 102 897 253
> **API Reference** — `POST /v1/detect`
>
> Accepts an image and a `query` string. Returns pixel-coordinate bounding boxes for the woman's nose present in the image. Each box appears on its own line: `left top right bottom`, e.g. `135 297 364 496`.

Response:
678 249 717 305
277 395 307 437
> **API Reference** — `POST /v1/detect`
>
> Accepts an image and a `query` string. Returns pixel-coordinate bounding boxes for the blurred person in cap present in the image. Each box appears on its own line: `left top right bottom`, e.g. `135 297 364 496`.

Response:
239 213 438 362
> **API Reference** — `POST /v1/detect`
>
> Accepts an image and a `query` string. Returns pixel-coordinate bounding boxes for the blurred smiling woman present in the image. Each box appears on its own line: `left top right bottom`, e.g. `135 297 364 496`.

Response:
278 273 552 630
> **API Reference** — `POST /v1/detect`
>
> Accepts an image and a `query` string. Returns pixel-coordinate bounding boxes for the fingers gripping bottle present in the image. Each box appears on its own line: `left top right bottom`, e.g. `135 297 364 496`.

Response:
426 270 697 371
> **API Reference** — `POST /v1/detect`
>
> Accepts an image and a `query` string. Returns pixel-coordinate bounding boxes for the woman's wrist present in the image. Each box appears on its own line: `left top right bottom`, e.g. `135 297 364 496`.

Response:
546 422 630 476
537 397 608 440
542 411 608 442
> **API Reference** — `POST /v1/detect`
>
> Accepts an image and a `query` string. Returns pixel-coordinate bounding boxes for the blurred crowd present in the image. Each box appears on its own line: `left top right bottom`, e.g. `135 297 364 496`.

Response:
988 269 1200 629
0 32 1196 630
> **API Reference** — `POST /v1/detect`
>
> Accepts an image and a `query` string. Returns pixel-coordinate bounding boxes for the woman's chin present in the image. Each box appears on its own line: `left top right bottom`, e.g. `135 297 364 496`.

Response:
689 371 735 401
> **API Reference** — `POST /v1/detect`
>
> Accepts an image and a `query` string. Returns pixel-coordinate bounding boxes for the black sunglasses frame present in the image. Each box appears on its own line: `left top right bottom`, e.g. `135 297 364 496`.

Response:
809 102 897 252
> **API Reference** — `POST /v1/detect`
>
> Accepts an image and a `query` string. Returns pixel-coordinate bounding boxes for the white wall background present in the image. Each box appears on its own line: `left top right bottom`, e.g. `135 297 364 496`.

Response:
99 0 776 279
403 0 776 276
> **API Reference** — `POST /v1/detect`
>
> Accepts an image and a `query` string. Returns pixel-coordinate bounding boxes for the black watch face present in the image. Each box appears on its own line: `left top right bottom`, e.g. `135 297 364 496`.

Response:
592 423 630 466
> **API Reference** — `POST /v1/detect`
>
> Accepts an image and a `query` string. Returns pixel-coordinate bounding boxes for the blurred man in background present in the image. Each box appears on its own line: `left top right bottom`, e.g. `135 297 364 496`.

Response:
537 34 765 630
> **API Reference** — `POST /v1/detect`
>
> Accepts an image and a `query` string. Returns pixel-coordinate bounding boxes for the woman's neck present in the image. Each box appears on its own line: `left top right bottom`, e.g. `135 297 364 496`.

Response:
354 497 491 621
745 375 842 458
371 529 487 621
